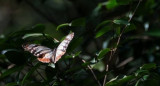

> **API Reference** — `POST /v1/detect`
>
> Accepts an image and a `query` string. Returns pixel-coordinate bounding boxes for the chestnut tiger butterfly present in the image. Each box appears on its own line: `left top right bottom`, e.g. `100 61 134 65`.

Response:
22 32 74 63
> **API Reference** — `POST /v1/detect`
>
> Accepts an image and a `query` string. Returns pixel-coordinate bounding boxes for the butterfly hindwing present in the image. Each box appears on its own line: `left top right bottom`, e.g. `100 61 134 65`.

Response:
22 32 74 63
22 44 53 63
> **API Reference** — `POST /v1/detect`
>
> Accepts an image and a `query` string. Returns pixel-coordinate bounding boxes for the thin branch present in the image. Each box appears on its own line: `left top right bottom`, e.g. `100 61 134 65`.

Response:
103 51 113 86
82 60 101 86
103 0 142 86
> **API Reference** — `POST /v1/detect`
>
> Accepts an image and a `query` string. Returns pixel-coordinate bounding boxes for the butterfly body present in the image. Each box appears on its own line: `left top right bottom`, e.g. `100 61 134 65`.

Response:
22 32 74 63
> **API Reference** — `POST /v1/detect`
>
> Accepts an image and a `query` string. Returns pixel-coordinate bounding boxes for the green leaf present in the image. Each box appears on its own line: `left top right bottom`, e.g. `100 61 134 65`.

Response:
92 3 102 16
145 29 160 37
97 48 110 59
96 20 112 30
22 33 47 39
93 61 105 72
56 23 71 30
117 0 131 5
0 66 23 79
95 26 111 38
68 37 83 52
105 75 136 86
3 49 28 65
105 0 118 9
140 63 156 70
75 51 81 57
6 82 18 86
71 18 86 27
21 62 42 86
115 27 121 36
113 19 130 25
124 24 136 33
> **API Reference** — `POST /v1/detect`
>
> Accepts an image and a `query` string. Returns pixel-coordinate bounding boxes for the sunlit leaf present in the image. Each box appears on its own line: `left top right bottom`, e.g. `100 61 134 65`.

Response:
105 75 135 86
22 33 47 39
56 23 71 30
113 19 130 25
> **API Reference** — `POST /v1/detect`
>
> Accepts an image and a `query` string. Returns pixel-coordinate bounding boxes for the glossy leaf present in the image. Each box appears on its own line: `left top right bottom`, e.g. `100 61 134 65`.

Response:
140 63 156 70
105 0 118 9
95 26 111 38
56 23 71 30
97 48 110 59
113 19 130 25
105 75 135 86
95 20 112 30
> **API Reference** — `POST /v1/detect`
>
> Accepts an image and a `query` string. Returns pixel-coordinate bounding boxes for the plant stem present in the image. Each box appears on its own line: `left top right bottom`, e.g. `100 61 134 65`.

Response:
103 0 142 86
82 60 101 86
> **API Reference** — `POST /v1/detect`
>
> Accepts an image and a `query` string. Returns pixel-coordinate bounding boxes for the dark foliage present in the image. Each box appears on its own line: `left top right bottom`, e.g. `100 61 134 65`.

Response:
0 0 160 86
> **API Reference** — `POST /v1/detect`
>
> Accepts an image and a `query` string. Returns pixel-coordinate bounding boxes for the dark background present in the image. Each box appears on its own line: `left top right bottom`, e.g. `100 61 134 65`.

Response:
0 0 160 86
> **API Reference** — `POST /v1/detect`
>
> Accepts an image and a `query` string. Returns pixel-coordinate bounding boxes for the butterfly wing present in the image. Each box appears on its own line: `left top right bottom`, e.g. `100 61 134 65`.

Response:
22 44 54 63
53 32 74 63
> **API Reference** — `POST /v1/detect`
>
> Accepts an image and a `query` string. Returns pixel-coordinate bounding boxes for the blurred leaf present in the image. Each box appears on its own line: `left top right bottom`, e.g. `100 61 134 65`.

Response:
21 62 42 86
117 0 131 5
93 61 105 72
56 23 70 30
116 27 121 36
105 75 135 86
71 18 86 27
6 82 18 86
113 19 130 25
45 66 57 81
135 70 149 77
0 66 23 79
145 29 160 37
3 49 27 65
124 24 136 33
22 33 46 39
92 3 102 16
105 0 118 9
140 63 156 70
75 51 81 57
96 20 112 30
97 48 110 60
96 26 111 38
68 37 83 52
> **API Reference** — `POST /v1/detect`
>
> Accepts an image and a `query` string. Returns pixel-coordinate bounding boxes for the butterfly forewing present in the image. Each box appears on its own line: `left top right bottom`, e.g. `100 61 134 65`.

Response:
22 32 74 63
54 32 74 63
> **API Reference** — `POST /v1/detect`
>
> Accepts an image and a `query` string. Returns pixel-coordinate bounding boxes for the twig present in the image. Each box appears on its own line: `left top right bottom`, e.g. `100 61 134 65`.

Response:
103 51 113 86
82 60 101 86
103 0 142 86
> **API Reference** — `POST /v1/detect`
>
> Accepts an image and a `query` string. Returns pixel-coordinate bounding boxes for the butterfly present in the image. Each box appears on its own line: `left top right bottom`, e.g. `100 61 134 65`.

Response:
22 32 74 63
